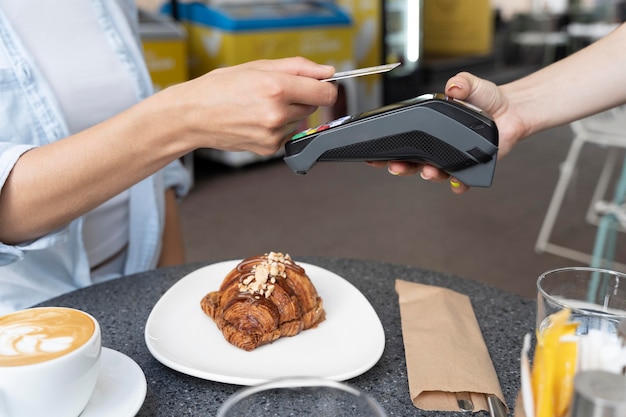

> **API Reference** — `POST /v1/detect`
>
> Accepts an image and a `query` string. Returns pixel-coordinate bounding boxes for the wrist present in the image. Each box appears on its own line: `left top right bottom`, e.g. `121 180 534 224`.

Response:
137 85 200 157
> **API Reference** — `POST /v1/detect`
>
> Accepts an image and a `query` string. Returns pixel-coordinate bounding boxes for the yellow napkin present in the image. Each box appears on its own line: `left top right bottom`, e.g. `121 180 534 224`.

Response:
395 279 508 412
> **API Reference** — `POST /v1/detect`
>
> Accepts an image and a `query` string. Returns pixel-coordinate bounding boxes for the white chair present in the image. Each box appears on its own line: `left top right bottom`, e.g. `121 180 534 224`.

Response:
535 106 626 271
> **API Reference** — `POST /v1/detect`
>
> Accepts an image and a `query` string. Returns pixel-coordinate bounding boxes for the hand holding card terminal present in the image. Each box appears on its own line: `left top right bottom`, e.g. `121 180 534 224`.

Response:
283 93 499 187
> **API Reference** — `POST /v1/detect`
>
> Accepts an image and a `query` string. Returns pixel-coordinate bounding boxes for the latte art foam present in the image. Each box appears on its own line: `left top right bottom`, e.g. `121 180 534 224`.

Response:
0 307 95 366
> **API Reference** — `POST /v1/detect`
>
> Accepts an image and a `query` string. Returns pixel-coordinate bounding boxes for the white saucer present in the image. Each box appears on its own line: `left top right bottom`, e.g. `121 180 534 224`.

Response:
80 347 147 417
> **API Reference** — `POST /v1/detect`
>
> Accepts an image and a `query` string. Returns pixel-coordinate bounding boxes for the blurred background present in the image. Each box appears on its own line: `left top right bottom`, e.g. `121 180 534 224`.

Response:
135 0 626 298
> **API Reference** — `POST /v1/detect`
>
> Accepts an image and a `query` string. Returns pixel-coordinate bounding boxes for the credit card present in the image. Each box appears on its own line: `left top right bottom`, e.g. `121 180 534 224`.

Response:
322 62 401 82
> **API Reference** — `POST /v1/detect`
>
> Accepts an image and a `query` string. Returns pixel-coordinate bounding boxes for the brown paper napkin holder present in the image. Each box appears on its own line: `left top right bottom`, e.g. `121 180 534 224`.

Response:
395 279 508 413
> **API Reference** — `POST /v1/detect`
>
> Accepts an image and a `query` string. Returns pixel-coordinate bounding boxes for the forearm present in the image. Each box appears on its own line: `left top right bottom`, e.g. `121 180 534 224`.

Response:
0 57 336 244
0 89 193 244
502 23 626 137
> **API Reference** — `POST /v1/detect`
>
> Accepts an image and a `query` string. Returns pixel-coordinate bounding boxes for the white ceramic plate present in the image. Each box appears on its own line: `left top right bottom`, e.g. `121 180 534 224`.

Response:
80 347 147 417
145 260 385 385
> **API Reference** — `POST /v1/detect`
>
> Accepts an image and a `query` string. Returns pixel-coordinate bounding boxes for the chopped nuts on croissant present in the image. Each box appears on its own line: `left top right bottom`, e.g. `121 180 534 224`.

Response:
201 252 325 351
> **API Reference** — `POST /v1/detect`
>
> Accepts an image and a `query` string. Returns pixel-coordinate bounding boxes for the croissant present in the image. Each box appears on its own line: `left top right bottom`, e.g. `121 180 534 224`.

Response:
201 252 325 351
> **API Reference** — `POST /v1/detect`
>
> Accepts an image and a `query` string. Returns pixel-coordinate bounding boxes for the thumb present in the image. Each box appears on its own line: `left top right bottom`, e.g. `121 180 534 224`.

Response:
445 72 502 118
445 71 477 101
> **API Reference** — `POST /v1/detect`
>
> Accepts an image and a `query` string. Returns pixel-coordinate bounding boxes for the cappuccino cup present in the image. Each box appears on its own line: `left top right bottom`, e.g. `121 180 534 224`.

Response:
0 307 101 417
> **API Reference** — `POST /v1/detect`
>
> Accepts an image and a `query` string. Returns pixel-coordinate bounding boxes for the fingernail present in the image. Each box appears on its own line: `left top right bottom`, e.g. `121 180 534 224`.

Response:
388 166 400 176
420 171 429 180
450 179 461 188
447 83 462 92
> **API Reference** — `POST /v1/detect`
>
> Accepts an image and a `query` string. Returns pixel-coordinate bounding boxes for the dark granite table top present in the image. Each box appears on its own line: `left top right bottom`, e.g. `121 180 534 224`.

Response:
36 256 535 416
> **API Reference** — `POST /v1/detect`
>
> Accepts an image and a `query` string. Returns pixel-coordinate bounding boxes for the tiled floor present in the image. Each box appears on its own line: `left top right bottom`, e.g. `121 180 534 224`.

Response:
179 122 626 299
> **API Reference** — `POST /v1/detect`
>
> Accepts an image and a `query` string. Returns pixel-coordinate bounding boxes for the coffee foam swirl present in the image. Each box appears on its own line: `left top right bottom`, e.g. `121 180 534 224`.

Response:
0 307 95 366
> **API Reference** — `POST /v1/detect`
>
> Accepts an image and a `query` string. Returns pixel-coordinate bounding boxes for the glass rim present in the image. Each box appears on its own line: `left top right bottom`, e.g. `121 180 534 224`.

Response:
216 377 386 416
537 266 626 318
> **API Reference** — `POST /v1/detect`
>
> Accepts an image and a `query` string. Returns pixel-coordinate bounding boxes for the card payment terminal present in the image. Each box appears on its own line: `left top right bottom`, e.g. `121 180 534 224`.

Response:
283 93 499 187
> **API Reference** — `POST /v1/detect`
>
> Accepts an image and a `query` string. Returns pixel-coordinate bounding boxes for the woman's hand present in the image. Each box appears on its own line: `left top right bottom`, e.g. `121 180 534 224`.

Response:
162 56 338 156
368 72 527 194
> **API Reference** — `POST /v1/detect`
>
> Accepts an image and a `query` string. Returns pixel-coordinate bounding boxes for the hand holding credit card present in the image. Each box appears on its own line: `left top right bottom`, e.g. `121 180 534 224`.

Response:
322 62 401 82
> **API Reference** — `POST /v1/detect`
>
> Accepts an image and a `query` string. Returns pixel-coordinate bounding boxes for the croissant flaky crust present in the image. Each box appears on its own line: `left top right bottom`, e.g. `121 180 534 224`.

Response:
201 252 325 351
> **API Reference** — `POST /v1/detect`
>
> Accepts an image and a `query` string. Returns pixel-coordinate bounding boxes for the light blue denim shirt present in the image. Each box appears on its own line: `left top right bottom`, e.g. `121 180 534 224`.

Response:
0 0 191 314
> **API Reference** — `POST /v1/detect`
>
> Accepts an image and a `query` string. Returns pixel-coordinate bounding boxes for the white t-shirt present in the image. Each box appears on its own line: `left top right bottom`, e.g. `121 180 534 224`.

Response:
0 1 136 272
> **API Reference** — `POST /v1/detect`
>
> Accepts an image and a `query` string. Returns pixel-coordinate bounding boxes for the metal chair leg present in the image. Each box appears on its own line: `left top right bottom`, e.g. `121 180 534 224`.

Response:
590 156 626 269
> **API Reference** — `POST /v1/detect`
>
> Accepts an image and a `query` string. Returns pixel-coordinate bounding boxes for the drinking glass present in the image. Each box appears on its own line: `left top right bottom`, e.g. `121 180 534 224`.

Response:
216 377 387 417
537 266 626 336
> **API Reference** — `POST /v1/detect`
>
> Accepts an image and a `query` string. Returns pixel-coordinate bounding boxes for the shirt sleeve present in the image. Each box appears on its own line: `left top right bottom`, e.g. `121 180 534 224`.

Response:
0 143 71 266
163 156 192 199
